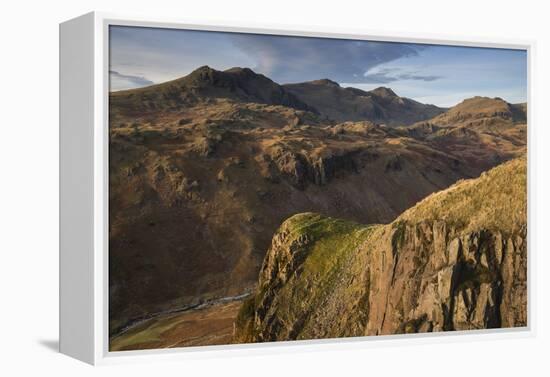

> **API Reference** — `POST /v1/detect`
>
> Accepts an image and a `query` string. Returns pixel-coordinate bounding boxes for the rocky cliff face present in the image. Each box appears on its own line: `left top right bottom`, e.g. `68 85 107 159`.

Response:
266 145 360 189
234 157 527 342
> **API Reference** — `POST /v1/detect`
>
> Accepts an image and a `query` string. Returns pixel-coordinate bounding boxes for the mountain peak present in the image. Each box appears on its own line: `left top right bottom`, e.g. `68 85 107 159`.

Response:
425 95 527 127
111 65 316 114
310 79 341 87
188 66 264 83
449 96 515 116
283 81 443 125
370 87 398 98
192 65 215 72
224 66 256 76
186 65 219 83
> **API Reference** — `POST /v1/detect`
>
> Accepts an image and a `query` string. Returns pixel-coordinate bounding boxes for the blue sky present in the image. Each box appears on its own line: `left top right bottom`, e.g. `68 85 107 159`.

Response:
109 26 527 107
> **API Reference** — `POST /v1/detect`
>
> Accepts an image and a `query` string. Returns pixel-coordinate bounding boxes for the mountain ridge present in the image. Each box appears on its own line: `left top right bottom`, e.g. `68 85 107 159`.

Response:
111 66 526 129
283 79 444 125
110 65 317 116
111 66 447 125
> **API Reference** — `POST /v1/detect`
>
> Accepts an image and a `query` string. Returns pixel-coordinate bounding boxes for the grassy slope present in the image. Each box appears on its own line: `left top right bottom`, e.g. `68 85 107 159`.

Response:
236 213 380 342
399 155 526 233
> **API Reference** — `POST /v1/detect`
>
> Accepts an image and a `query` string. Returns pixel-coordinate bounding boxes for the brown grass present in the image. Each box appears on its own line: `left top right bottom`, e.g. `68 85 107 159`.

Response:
399 155 526 233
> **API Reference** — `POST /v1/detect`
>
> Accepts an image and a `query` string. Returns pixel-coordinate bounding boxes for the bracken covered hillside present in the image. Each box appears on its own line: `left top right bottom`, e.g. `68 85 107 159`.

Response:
235 156 527 342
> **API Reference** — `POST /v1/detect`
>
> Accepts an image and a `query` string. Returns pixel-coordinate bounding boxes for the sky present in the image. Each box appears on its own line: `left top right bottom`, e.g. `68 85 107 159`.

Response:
109 26 527 107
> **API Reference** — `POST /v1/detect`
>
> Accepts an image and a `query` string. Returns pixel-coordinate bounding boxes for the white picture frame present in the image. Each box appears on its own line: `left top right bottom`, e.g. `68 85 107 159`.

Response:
59 11 535 365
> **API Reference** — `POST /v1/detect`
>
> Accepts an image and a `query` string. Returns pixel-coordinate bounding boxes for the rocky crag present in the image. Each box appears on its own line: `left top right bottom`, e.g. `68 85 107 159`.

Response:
235 156 527 342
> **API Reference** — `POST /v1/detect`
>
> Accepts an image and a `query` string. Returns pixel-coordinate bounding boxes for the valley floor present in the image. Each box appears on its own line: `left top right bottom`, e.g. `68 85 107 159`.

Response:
110 299 244 351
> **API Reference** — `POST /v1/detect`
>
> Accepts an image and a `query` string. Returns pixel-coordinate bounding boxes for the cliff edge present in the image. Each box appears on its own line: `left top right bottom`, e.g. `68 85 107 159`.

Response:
235 156 527 342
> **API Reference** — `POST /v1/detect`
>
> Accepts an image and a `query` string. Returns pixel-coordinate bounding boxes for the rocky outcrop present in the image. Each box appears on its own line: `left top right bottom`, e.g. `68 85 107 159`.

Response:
234 157 527 342
267 145 360 189
364 222 527 335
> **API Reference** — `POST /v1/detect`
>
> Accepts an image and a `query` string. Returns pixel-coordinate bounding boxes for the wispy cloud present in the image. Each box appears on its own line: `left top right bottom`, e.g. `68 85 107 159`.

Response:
363 67 442 84
108 26 527 106
109 70 154 91
230 35 425 84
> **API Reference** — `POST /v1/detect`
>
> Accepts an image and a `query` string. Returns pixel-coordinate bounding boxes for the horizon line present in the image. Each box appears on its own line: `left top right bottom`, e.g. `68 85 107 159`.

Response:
108 64 527 108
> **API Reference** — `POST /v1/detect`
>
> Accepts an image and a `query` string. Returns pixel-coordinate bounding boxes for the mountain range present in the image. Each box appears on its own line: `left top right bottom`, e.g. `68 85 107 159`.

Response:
284 79 444 125
108 65 526 346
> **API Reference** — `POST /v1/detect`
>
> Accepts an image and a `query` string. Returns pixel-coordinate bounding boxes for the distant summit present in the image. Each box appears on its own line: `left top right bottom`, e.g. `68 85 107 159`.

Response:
308 78 341 87
111 65 527 129
284 81 444 125
111 65 316 115
421 96 527 130
370 86 398 98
